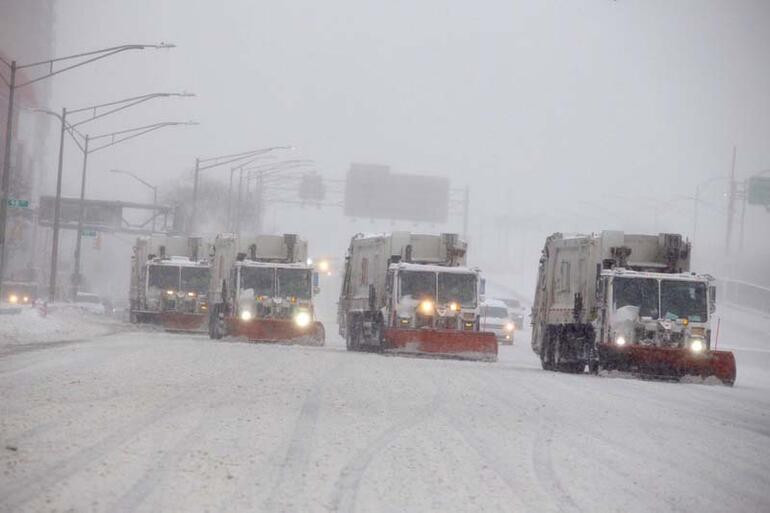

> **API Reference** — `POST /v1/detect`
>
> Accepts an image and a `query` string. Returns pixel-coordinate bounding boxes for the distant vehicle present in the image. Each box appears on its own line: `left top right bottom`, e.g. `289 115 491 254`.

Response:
2 281 38 305
338 232 497 361
480 298 516 345
498 297 525 329
74 292 106 315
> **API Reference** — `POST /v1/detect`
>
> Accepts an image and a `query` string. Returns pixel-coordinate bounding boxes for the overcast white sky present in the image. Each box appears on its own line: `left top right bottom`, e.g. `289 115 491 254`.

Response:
6 0 770 290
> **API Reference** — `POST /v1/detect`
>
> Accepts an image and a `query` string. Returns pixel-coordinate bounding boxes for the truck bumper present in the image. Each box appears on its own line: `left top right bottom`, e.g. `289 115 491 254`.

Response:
384 328 498 362
598 343 736 386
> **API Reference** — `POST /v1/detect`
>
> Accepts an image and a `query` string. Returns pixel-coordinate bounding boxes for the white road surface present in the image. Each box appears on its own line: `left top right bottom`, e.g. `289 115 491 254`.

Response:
1 305 769 513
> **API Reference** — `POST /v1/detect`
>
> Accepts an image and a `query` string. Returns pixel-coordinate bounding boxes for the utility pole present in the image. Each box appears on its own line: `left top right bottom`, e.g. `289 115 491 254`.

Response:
48 108 67 301
725 146 737 256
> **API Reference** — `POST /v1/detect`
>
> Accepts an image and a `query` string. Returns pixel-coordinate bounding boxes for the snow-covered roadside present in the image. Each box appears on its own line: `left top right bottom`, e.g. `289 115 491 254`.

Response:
0 304 120 349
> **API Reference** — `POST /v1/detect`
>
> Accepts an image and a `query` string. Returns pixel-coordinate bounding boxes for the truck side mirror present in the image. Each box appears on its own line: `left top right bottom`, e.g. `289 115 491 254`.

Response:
709 285 717 314
313 272 320 295
479 278 486 298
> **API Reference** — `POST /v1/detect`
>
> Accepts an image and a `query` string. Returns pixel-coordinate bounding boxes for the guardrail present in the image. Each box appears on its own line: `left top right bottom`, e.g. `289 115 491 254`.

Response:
717 278 770 316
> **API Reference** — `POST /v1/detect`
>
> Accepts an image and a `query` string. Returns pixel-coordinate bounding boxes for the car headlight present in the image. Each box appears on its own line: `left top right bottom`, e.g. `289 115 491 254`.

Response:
505 322 515 332
419 299 434 316
689 338 705 353
294 310 311 328
8 294 18 304
615 335 627 347
240 310 253 321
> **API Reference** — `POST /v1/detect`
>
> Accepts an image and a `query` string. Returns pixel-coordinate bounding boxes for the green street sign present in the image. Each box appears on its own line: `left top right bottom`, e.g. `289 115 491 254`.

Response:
81 229 97 237
7 199 29 208
748 176 770 206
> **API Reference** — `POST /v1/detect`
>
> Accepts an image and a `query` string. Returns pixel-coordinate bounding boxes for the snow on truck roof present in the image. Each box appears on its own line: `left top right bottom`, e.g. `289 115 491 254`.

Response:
602 268 713 282
235 261 313 270
147 257 209 268
389 262 480 274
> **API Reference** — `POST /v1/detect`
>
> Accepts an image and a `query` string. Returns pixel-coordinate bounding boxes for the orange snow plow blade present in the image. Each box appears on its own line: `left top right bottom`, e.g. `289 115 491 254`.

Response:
159 312 207 333
601 344 736 386
384 328 498 362
225 318 325 346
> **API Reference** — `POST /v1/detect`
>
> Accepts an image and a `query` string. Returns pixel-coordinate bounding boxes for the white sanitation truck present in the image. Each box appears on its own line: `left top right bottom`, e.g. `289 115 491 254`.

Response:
531 231 735 385
129 235 211 332
338 232 497 361
207 233 324 345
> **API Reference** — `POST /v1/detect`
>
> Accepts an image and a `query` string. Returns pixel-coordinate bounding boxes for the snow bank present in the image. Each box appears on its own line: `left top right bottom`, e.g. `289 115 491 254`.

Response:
0 304 118 348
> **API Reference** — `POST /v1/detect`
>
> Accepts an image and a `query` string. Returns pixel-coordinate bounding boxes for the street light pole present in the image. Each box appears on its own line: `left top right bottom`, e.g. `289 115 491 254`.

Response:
48 107 67 302
68 121 195 298
189 146 293 234
72 135 90 298
0 61 15 288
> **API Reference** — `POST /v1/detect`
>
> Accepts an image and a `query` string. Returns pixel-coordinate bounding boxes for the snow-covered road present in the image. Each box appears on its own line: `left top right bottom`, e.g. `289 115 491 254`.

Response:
1 306 769 513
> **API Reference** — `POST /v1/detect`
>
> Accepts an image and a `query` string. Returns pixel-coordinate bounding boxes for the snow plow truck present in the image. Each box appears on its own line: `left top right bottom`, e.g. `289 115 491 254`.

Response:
129 235 211 332
207 233 325 345
338 232 497 361
531 231 736 385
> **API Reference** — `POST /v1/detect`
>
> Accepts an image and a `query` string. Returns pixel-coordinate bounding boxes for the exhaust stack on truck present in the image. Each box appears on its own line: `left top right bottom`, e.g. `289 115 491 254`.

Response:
338 232 497 361
208 233 325 345
531 231 736 385
129 235 211 332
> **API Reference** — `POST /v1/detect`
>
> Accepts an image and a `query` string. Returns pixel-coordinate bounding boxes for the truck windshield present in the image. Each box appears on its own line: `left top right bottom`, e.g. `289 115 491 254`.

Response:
613 277 659 318
181 267 210 295
148 265 179 291
661 280 707 322
399 270 436 301
240 267 275 297
277 268 311 299
438 272 477 307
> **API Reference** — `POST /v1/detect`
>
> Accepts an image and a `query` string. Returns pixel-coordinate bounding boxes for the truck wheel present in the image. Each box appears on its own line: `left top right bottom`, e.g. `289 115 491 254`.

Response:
346 317 359 351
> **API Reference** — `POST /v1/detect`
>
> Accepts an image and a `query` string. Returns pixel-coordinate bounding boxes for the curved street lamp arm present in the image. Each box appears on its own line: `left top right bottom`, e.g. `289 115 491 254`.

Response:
110 169 156 191
14 43 175 88
69 91 194 127
198 145 293 169
88 121 196 154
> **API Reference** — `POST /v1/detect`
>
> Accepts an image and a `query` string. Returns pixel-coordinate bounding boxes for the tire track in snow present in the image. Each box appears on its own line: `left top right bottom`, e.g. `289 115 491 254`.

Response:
327 391 442 513
0 363 231 511
262 384 322 513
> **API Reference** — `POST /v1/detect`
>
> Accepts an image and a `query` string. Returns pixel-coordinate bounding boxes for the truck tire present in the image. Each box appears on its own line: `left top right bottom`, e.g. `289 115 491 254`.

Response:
346 316 359 351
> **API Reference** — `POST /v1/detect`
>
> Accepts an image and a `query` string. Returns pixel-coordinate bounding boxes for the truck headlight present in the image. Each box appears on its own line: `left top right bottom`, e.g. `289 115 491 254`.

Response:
8 294 18 304
505 322 515 332
419 299 434 316
615 335 627 347
689 338 705 354
449 302 459 312
399 317 411 326
240 310 253 321
294 310 311 328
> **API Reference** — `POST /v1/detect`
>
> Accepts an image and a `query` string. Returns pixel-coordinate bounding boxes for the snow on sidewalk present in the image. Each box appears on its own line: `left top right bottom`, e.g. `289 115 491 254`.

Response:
0 304 118 348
